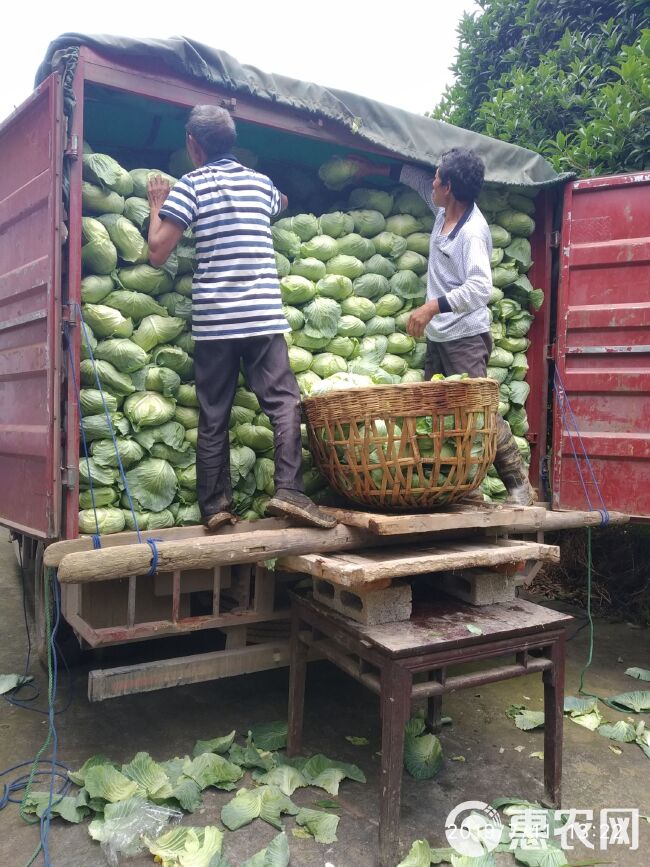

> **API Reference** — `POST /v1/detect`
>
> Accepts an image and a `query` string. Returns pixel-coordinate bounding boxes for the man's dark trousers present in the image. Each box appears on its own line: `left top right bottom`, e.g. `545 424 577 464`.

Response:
194 334 303 519
424 332 493 380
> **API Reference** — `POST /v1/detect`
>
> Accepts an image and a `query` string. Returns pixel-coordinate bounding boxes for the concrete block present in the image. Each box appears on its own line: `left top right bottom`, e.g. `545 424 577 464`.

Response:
440 569 517 606
313 579 412 625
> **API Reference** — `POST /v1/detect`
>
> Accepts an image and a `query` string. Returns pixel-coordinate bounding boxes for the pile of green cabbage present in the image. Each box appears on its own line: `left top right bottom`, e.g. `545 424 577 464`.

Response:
477 185 540 502
76 147 540 534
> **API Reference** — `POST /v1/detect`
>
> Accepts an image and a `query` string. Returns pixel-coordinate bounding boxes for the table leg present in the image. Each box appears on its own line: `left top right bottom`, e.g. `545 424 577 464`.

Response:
378 663 412 867
426 670 444 733
287 605 308 758
543 633 565 807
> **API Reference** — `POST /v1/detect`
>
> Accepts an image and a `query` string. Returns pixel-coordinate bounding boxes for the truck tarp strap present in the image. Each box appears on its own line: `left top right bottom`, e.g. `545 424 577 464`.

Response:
35 33 573 190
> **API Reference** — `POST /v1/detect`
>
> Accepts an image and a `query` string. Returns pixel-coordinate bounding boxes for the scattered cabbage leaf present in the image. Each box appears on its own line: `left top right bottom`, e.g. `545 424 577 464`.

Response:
295 807 340 844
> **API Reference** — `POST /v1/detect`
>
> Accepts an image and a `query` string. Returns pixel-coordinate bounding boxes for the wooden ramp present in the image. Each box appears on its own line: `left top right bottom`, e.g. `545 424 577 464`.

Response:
279 538 560 589
320 504 547 535
42 503 617 700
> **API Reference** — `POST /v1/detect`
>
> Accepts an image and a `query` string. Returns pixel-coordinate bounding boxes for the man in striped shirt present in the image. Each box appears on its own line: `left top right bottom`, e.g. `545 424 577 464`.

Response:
147 105 336 530
350 148 534 506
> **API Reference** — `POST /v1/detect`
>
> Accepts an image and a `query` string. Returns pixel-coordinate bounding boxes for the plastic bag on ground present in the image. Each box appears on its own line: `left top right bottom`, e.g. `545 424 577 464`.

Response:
89 797 182 866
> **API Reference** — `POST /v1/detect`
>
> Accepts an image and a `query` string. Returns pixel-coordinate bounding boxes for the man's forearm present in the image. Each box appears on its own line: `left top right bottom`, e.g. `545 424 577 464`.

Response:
406 298 440 338
147 175 186 267
422 298 440 319
147 208 185 267
147 208 166 266
148 206 163 245
398 165 437 212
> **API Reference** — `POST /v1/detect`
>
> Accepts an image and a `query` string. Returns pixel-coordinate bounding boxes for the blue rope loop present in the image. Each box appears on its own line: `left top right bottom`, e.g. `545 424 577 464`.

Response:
65 322 101 539
73 305 143 543
553 367 609 526
146 539 163 577
91 534 102 550
0 761 70 810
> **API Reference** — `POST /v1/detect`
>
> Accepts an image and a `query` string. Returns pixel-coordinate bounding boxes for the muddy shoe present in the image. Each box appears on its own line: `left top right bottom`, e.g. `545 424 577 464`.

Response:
504 480 536 507
457 488 487 506
203 511 237 531
266 489 338 529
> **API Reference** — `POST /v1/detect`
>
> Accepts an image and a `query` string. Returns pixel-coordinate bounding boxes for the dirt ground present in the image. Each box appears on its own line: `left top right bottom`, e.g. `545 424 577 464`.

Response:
0 528 648 866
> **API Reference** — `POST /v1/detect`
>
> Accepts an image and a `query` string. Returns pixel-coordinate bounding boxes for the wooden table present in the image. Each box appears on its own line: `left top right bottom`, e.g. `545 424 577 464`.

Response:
287 591 572 867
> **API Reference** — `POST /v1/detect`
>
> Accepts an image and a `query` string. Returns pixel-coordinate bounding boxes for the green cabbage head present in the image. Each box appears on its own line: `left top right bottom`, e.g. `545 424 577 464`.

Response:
123 391 176 431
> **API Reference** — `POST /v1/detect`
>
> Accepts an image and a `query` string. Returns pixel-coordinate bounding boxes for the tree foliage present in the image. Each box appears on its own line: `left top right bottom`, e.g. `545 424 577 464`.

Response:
431 0 649 176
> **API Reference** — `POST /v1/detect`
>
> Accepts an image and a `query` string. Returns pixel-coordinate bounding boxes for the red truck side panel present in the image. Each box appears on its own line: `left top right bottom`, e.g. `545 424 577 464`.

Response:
0 76 65 538
553 172 650 517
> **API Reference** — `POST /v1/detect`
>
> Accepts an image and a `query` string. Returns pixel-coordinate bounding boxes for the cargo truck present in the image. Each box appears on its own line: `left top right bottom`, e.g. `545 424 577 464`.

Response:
1 35 647 691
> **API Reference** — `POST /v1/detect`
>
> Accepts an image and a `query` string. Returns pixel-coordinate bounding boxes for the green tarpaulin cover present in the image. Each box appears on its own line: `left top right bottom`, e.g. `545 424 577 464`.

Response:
37 33 571 188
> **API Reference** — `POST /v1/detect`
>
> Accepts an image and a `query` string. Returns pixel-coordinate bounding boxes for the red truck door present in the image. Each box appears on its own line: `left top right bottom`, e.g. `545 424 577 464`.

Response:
552 172 650 518
0 75 65 538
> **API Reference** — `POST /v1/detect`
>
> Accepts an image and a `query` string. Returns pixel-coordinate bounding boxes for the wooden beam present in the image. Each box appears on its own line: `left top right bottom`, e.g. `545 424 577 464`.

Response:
44 516 292 566
46 509 626 571
279 539 560 588
56 525 384 584
529 509 628 532
66 608 290 648
410 659 552 697
88 641 290 701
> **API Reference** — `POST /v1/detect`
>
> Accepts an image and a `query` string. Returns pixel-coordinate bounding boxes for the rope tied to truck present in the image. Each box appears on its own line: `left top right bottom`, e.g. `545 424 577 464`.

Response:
553 366 609 527
64 305 161 575
146 538 163 576
552 364 612 708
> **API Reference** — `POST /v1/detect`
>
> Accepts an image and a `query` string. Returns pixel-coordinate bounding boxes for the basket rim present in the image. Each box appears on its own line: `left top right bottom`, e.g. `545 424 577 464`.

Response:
302 378 498 405
302 379 499 424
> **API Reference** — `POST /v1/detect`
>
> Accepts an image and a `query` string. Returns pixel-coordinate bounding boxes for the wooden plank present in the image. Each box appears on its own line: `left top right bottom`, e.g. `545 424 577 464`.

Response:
223 626 247 649
321 504 547 535
280 539 560 588
127 576 136 628
154 567 225 596
55 525 398 583
60 581 81 622
88 641 290 701
253 565 276 615
70 607 291 649
212 566 222 616
171 571 181 623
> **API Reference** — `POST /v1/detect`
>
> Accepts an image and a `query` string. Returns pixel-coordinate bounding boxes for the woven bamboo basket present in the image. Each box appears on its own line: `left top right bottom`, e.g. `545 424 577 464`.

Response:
303 379 499 509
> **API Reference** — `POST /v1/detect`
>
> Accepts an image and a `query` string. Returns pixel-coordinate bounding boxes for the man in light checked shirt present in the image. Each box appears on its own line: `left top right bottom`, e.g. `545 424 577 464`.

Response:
350 148 534 506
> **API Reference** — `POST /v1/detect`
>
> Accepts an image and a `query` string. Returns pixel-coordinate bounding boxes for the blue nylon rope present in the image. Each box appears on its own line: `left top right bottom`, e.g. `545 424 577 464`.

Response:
553 367 609 525
74 304 143 542
66 324 100 540
146 539 163 576
68 312 165 588
553 366 611 709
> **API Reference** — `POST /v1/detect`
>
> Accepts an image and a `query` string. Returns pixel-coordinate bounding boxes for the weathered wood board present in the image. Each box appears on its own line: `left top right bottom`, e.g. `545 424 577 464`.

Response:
279 538 560 588
320 504 547 535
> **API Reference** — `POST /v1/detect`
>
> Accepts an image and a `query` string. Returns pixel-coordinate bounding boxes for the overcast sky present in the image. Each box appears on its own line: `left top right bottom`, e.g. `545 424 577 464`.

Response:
0 0 479 121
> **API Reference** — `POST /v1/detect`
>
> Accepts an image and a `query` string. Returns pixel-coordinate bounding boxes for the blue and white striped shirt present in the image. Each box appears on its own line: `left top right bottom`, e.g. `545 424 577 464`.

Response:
160 158 289 341
400 166 493 342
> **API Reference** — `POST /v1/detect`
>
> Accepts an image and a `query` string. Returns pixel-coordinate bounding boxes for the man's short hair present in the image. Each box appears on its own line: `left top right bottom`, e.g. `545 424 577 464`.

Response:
186 105 236 158
438 148 485 204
